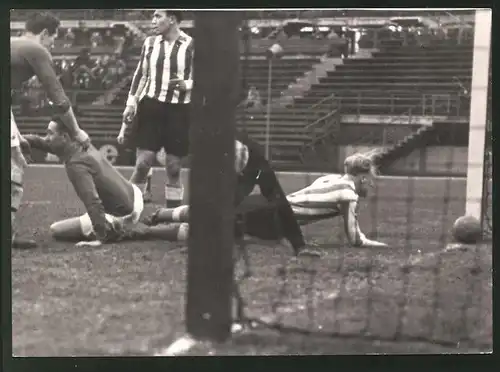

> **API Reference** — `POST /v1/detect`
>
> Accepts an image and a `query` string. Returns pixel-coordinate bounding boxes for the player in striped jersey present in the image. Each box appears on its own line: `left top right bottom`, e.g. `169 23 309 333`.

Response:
285 152 387 248
118 10 193 207
147 152 387 250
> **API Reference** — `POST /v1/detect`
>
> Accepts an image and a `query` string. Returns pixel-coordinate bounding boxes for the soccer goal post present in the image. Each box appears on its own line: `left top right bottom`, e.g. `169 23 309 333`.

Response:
464 9 491 236
185 11 242 343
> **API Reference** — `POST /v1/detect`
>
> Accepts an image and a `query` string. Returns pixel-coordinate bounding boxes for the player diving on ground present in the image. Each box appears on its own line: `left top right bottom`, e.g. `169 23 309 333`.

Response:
25 128 305 253
22 119 143 247
140 131 306 254
146 151 388 249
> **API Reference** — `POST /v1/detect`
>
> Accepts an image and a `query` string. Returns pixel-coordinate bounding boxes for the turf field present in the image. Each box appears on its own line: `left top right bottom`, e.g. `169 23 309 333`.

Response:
12 166 492 356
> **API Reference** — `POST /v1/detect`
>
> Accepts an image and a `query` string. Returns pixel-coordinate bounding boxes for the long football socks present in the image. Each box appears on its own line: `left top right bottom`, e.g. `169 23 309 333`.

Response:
144 205 189 226
123 222 189 242
165 184 184 208
143 168 153 203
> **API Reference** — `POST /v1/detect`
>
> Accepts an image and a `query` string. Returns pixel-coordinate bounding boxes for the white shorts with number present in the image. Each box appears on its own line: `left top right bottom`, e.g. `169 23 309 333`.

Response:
11 109 20 148
79 184 144 238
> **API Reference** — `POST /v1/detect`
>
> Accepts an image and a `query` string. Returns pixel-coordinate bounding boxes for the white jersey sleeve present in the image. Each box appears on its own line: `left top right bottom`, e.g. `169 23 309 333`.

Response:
287 174 367 246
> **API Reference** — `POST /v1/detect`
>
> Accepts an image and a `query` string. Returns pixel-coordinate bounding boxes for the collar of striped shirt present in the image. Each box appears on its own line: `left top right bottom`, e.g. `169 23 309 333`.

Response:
160 30 190 44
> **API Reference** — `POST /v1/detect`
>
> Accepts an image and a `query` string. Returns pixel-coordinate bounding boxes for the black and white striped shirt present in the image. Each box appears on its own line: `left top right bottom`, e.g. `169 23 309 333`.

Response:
127 31 193 106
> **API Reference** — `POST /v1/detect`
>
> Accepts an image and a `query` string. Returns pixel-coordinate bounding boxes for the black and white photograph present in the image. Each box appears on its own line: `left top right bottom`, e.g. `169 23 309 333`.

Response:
7 8 492 358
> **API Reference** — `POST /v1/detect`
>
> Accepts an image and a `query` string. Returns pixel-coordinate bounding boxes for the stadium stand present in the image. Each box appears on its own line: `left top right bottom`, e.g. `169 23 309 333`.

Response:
237 33 474 168
12 11 477 172
298 41 473 115
10 9 474 21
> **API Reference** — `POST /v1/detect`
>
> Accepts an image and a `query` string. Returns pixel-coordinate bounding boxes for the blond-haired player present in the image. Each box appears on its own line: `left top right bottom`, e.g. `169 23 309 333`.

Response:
146 151 386 250
285 151 387 248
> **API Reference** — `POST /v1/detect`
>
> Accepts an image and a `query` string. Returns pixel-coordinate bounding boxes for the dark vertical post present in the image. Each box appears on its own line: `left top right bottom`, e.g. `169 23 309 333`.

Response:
186 11 241 342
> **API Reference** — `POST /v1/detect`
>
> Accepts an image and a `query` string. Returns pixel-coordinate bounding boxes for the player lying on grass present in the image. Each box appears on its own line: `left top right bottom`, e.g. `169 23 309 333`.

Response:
22 119 143 247
146 151 387 249
35 131 305 254
137 131 305 254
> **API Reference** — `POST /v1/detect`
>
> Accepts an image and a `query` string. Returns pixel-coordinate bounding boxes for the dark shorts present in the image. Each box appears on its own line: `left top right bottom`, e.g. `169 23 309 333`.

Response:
132 96 191 157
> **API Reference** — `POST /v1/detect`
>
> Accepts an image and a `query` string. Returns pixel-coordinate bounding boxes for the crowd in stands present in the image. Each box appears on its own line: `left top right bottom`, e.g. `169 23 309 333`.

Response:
11 10 473 113
10 9 474 22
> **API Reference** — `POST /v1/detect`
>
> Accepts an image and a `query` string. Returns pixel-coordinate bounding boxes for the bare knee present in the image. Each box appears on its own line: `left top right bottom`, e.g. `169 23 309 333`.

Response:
165 155 182 180
132 150 156 183
135 150 156 171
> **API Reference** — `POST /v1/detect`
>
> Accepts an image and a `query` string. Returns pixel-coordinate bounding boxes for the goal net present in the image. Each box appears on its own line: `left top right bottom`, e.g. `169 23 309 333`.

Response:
176 9 492 355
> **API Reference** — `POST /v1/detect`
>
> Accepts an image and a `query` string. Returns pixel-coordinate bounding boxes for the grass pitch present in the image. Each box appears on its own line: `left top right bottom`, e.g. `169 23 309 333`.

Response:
12 167 492 356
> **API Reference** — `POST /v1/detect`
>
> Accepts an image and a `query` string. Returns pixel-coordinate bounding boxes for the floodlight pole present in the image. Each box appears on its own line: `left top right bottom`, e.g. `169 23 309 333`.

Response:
264 43 283 161
265 58 273 160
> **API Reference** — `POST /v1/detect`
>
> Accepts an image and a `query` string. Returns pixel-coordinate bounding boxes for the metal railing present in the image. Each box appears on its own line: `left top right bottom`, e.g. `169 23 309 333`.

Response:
356 106 417 148
299 96 341 161
298 87 468 156
325 89 465 118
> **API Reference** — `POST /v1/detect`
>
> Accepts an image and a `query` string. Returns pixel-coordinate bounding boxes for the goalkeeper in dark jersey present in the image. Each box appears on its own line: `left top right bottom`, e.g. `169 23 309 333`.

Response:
140 132 306 255
11 12 90 248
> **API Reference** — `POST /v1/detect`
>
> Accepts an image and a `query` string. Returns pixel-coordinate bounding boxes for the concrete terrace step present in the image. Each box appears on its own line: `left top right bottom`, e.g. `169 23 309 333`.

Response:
356 54 473 61
378 46 473 54
321 76 472 82
243 62 320 70
327 68 472 77
337 64 473 72
344 60 472 68
373 51 473 58
310 82 462 90
343 59 472 66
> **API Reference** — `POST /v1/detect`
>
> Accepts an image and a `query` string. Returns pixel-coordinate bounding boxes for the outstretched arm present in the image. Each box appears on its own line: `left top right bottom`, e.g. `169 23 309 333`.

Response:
126 37 152 107
23 134 53 154
340 200 387 248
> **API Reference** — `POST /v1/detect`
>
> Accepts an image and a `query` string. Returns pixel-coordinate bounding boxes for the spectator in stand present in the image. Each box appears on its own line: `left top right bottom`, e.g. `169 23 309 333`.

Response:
327 29 341 57
103 29 114 47
115 55 127 77
64 28 75 47
121 30 134 57
73 66 92 89
91 55 108 77
113 33 126 55
338 31 349 59
91 55 110 88
73 48 94 89
74 26 90 46
244 86 263 110
59 59 74 88
74 47 92 68
90 31 103 48
102 54 118 88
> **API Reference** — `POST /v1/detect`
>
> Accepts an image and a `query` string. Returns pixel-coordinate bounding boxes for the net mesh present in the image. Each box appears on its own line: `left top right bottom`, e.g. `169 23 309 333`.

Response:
224 10 492 354
482 118 492 239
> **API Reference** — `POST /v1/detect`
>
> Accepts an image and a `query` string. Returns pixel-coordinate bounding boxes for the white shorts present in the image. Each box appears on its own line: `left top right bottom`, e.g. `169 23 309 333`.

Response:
79 183 144 238
11 109 20 148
